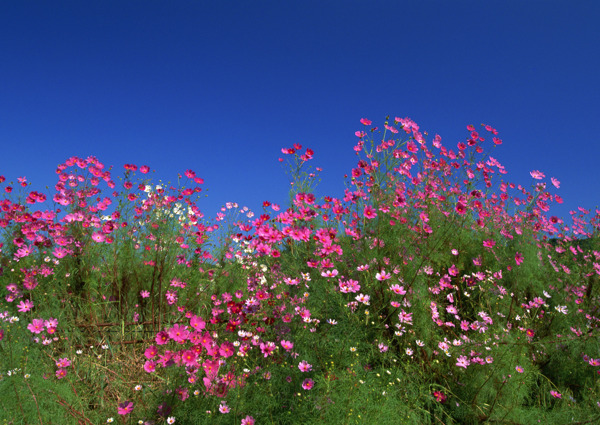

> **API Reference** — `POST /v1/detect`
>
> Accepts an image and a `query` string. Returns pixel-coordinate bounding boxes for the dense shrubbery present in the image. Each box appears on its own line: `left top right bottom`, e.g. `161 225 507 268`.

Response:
1 117 599 424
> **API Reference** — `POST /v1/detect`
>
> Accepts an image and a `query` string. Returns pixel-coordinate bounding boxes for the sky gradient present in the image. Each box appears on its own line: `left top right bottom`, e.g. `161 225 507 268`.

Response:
2 1 599 223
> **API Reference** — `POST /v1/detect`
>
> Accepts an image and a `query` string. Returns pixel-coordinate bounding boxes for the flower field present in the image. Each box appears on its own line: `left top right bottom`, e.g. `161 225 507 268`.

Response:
1 117 599 424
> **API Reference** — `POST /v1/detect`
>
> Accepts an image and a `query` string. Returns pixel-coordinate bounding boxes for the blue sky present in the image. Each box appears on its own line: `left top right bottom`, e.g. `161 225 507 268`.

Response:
1 1 599 224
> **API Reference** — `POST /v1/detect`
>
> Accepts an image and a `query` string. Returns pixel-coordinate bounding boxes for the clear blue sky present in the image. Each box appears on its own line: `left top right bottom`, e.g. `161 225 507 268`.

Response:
2 1 599 223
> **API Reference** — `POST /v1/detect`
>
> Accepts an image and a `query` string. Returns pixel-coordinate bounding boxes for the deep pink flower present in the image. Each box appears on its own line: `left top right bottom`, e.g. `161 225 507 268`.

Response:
55 369 67 379
363 205 377 219
515 252 524 266
145 346 158 359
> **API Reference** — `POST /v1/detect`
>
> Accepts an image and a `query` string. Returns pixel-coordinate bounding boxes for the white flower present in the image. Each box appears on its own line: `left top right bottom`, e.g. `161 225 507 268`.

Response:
555 305 568 314
167 417 176 424
107 418 114 423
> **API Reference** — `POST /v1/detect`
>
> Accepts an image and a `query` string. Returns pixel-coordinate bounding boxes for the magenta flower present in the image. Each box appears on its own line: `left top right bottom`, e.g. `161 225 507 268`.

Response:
144 360 156 373
55 369 67 379
140 290 150 298
550 390 562 399
167 324 189 343
190 314 205 331
117 400 134 415
515 252 524 266
181 350 198 366
144 346 158 359
483 239 496 249
155 331 169 345
260 341 276 357
363 205 377 219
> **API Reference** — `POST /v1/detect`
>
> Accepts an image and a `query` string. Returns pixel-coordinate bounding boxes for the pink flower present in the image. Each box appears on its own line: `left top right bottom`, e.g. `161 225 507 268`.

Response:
389 284 406 295
27 319 45 334
55 358 71 368
117 400 134 415
551 177 560 189
281 340 294 351
241 416 255 425
516 365 524 373
550 390 562 399
91 232 105 243
456 355 469 369
298 360 312 372
55 369 67 379
219 402 230 414
530 170 545 180
375 270 391 281
302 378 314 390
483 239 496 249
140 290 150 298
17 299 34 312
52 247 69 259
360 118 372 126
